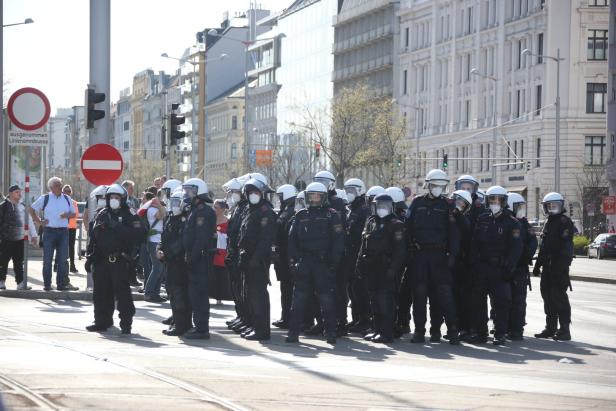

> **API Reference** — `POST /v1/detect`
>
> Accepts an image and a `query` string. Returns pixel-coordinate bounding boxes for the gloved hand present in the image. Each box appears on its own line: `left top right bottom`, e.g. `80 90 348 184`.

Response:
532 264 541 277
85 258 92 273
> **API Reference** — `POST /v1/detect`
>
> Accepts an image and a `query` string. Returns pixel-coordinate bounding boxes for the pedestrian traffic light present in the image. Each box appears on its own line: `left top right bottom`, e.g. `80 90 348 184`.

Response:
315 143 321 158
170 112 186 144
442 154 448 169
85 87 105 129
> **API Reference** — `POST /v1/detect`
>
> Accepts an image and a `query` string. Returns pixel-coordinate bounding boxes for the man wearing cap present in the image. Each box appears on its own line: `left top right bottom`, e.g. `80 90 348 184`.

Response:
0 185 39 290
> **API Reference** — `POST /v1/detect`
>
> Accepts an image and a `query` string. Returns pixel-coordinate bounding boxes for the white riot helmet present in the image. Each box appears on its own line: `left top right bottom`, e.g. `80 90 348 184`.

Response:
542 192 565 216
182 178 209 202
249 172 274 193
91 185 108 210
373 193 394 218
295 190 306 212
366 185 386 202
451 189 473 215
169 188 185 216
486 186 508 216
344 178 366 204
313 170 336 192
161 179 182 204
105 184 127 210
425 169 449 198
385 187 407 210
507 192 526 219
476 188 486 205
276 184 297 205
236 174 251 188
454 175 479 194
336 189 349 205
223 178 243 206
244 178 268 205
305 182 328 208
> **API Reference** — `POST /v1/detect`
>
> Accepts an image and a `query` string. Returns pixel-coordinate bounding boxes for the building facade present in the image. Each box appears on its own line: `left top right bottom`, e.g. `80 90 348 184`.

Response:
398 0 609 227
607 0 616 228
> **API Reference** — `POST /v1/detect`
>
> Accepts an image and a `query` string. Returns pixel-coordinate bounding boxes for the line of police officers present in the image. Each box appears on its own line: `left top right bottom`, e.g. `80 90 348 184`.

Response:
84 168 575 346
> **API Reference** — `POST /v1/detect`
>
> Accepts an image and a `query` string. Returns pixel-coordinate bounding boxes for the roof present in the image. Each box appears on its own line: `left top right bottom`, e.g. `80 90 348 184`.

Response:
207 81 246 105
280 0 321 19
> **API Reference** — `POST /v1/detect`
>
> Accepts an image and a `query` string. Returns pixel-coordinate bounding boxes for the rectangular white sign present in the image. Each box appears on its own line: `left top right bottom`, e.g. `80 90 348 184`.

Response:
8 130 49 146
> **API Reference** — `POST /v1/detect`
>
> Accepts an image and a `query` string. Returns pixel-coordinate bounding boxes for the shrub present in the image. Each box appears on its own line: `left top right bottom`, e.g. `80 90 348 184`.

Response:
573 235 590 255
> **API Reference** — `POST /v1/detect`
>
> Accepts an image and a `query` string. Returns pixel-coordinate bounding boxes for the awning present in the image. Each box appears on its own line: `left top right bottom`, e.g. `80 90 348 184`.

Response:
505 185 528 193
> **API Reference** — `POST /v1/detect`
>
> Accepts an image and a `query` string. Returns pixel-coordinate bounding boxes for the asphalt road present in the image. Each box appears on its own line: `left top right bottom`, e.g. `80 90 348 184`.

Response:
1 279 615 410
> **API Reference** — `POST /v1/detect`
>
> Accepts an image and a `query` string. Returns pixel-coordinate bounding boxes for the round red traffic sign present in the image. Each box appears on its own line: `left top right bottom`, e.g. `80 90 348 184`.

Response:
80 144 124 185
7 87 51 131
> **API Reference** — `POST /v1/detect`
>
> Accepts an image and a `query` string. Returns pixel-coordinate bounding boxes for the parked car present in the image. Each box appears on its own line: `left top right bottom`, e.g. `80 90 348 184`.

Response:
587 233 616 259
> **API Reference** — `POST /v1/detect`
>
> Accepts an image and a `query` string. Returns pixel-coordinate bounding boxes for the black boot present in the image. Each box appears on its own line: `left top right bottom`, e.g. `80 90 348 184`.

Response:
534 328 556 339
553 327 571 341
86 323 108 332
410 331 426 343
286 332 299 343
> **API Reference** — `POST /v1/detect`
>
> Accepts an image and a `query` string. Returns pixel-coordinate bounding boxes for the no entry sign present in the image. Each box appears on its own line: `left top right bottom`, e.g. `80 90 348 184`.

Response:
80 144 123 185
7 87 51 146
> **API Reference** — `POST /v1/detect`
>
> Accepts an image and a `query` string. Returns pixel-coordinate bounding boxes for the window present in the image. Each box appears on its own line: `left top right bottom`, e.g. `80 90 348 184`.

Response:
403 69 408 94
612 133 616 159
519 140 524 169
535 85 542 115
123 121 129 131
123 141 129 150
585 136 606 165
480 144 484 171
516 90 521 117
586 83 607 113
231 115 238 130
537 33 544 64
231 143 238 160
517 40 523 69
588 30 608 61
465 54 471 81
405 27 409 47
536 138 541 167
589 0 608 6
487 143 491 170
465 100 471 127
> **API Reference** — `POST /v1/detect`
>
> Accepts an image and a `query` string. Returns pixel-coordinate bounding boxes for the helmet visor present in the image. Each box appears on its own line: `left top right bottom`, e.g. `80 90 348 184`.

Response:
182 186 198 200
169 197 183 210
454 195 470 213
513 203 526 217
307 192 325 207
314 177 333 190
544 201 562 215
344 187 358 197
456 181 476 193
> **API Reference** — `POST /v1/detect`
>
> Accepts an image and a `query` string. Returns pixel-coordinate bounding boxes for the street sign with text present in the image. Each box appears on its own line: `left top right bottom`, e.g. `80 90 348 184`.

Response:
7 87 51 146
603 196 616 215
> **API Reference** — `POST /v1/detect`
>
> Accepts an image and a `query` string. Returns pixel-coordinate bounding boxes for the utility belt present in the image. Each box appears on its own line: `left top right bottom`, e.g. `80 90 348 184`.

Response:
97 251 131 264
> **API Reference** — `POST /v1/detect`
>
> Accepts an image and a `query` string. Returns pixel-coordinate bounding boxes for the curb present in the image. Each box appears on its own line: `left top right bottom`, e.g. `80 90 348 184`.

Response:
570 275 616 285
0 290 146 302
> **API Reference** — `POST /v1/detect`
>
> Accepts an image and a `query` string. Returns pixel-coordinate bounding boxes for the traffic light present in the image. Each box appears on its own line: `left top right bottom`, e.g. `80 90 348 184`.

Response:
85 87 105 129
526 161 531 171
315 143 321 157
169 104 185 145
396 154 402 167
442 154 448 169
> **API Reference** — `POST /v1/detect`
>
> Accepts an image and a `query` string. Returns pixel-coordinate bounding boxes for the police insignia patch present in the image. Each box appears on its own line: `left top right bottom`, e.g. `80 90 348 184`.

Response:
562 229 570 238
261 217 268 227
132 221 142 228
395 231 403 241
334 224 343 232
197 217 205 226
512 229 520 238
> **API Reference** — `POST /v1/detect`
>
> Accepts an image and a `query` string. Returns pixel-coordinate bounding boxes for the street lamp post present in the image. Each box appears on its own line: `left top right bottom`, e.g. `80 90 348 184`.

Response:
392 99 421 192
522 48 564 192
471 68 498 185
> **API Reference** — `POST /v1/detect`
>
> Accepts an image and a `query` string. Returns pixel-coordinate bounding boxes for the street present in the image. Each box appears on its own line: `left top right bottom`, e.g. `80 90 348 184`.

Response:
1 273 616 410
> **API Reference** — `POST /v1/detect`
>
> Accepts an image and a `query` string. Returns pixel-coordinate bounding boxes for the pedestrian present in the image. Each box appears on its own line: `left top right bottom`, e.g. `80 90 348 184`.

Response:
121 180 139 212
158 188 192 336
137 191 156 287
85 184 147 334
0 185 38 290
84 185 108 291
533 192 575 341
237 177 276 341
182 178 217 340
272 184 297 329
406 169 460 345
210 199 232 305
28 177 78 291
356 193 406 343
469 186 522 346
62 185 79 273
609 225 615 234
286 182 344 345
142 195 167 302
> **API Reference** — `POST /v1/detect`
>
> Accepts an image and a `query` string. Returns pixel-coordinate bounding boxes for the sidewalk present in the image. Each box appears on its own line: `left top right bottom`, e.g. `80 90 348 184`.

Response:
0 253 148 301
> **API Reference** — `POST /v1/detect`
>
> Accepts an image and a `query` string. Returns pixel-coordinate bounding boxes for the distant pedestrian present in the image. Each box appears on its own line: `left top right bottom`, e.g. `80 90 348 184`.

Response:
210 199 232 304
609 225 615 234
0 185 38 290
63 185 80 273
140 195 167 302
29 177 78 291
122 180 139 212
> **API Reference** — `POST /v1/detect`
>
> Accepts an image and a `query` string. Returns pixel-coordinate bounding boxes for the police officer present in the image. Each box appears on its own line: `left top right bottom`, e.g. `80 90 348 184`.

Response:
237 178 277 341
366 186 386 205
224 176 251 334
313 170 348 335
85 184 147 334
533 192 574 341
406 169 460 345
272 184 297 329
470 186 522 345
286 182 344 344
158 189 192 336
507 193 537 341
449 189 473 339
182 178 217 339
356 193 406 343
454 175 483 225
343 178 371 334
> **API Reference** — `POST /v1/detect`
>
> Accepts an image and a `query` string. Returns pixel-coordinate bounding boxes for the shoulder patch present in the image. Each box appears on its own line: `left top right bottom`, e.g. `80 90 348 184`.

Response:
196 216 205 226
132 220 142 228
261 217 269 227
394 230 403 241
333 223 343 233
512 228 520 238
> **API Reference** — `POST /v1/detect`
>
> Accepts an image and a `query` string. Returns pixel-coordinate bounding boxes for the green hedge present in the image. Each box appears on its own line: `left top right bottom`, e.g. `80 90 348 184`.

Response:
573 235 590 255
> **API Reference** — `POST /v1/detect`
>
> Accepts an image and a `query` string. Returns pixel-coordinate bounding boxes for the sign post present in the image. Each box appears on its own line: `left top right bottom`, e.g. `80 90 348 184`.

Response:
7 87 51 289
603 196 616 215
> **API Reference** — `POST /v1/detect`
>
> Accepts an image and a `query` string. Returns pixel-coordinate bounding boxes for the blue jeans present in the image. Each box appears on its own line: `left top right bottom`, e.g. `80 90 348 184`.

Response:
144 242 163 298
42 228 69 288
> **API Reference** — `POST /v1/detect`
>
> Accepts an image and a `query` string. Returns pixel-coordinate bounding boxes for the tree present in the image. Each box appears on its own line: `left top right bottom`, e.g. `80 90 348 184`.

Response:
123 155 165 194
574 162 609 237
254 132 313 189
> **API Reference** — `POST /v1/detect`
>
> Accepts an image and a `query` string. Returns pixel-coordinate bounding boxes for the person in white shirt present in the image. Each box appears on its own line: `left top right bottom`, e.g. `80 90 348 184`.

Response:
28 177 77 291
143 195 167 302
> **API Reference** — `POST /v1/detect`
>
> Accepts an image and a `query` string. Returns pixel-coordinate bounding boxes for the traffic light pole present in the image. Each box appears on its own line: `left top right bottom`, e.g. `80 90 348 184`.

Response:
89 0 110 145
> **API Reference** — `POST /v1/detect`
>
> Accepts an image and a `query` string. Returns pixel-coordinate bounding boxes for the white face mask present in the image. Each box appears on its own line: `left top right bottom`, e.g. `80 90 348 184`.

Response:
171 206 182 216
347 193 356 203
97 198 106 209
430 186 443 198
489 204 501 215
229 193 241 205
376 208 390 218
109 199 121 210
516 210 525 219
249 193 261 205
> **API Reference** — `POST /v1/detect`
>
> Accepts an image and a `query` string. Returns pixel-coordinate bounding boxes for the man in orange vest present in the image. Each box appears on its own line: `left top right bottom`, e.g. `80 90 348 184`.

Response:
63 185 80 273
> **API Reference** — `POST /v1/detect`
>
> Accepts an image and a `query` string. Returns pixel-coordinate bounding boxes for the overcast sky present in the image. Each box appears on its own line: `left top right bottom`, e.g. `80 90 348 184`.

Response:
3 0 289 113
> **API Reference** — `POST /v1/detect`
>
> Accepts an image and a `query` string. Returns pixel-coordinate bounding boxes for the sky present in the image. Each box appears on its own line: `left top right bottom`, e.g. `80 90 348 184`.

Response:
3 0 290 113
